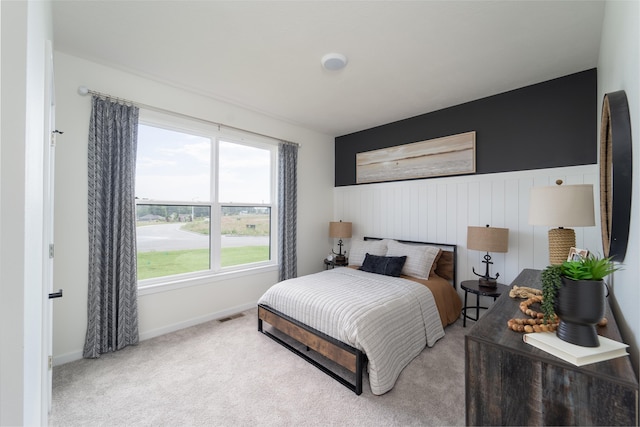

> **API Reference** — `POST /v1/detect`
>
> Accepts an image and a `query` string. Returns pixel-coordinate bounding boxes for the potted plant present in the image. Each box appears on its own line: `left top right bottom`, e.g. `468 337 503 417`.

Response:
540 254 618 347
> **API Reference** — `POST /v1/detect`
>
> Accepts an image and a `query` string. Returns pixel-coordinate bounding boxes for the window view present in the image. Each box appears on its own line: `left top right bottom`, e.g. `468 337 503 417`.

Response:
135 118 275 283
136 204 211 280
218 140 271 204
220 206 271 267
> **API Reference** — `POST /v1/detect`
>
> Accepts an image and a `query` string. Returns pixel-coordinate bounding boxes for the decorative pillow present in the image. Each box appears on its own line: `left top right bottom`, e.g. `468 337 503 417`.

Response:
386 240 441 279
434 250 454 280
359 253 407 277
348 239 388 266
430 248 443 276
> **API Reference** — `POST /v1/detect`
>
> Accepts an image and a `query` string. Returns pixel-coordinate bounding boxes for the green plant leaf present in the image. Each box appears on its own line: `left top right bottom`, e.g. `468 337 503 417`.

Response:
539 254 621 325
561 254 619 281
541 265 562 323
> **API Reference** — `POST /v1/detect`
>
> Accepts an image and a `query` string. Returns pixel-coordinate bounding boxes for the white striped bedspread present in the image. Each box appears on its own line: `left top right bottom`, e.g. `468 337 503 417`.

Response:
257 267 445 395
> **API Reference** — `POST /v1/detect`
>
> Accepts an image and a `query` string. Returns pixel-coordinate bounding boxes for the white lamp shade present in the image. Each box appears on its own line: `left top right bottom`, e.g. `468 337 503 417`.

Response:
528 184 595 227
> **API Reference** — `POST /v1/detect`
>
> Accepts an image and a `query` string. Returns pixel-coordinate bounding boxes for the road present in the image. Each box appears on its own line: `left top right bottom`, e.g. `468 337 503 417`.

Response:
136 223 268 252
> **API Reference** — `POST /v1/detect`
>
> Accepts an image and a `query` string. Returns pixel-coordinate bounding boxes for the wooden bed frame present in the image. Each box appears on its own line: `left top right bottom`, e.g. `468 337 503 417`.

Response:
257 237 457 395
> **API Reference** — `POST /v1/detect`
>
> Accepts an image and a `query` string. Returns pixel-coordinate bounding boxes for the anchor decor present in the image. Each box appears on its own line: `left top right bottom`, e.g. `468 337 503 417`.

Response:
329 220 352 265
467 225 509 288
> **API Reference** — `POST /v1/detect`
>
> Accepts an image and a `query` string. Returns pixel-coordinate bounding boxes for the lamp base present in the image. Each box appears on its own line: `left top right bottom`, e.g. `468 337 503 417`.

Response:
548 228 575 265
478 278 497 288
472 253 500 287
334 254 347 265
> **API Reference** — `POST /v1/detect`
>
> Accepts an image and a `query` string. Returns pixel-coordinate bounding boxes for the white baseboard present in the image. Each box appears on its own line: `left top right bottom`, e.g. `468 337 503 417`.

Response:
54 350 84 367
52 301 257 367
138 302 256 341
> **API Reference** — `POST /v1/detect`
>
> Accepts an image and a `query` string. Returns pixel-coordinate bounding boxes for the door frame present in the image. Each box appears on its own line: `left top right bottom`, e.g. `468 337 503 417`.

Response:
41 38 56 421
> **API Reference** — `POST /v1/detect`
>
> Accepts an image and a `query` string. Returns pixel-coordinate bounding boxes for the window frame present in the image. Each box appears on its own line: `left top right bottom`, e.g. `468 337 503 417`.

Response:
135 109 279 294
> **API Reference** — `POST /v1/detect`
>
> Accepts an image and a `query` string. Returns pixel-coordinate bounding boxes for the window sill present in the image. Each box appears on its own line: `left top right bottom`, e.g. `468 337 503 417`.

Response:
137 264 279 296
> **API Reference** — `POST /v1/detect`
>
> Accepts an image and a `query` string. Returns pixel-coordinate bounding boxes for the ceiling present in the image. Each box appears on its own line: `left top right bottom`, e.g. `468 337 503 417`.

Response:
52 1 605 137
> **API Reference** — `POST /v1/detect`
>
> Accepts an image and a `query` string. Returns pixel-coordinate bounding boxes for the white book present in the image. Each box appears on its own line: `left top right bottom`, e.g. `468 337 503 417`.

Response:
523 332 629 367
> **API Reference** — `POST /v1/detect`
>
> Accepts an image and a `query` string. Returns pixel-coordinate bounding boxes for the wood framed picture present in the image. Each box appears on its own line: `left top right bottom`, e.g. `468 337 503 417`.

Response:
356 131 476 184
567 247 589 262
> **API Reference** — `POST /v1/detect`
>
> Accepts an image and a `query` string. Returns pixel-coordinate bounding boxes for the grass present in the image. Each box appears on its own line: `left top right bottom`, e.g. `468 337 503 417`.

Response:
179 214 270 236
137 246 270 280
220 214 269 236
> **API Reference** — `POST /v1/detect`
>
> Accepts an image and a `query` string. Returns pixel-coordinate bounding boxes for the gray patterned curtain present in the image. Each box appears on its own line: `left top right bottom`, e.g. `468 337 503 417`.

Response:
84 96 139 358
278 142 298 280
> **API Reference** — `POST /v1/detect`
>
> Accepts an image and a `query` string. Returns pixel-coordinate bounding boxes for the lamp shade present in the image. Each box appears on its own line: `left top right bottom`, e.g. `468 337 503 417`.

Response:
467 225 509 253
329 221 352 238
528 184 595 227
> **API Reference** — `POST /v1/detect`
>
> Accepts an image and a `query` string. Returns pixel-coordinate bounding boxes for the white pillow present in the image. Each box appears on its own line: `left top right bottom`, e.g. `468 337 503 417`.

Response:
348 239 388 266
386 240 440 279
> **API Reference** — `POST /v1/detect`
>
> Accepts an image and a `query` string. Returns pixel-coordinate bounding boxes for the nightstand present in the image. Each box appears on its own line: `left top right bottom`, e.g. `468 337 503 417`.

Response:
460 280 508 327
324 258 348 269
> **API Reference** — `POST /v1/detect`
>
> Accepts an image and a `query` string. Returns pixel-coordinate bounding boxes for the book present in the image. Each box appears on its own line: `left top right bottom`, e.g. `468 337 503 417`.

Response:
523 332 629 366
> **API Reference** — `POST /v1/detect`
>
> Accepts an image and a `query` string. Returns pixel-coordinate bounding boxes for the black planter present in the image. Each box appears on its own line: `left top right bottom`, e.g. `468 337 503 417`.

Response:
555 277 606 347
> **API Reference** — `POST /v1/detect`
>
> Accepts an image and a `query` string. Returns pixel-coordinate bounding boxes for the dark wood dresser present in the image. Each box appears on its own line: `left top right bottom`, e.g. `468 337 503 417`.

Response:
465 268 639 426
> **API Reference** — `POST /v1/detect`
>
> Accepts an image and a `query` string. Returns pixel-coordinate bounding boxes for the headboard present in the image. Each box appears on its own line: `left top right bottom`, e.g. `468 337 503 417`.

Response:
363 237 457 288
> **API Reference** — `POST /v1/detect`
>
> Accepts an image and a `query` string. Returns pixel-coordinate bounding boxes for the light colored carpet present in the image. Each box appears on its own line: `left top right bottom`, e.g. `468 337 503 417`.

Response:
50 308 466 426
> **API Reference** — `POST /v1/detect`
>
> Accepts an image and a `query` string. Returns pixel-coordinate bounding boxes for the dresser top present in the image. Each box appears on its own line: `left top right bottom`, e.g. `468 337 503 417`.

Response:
467 268 638 388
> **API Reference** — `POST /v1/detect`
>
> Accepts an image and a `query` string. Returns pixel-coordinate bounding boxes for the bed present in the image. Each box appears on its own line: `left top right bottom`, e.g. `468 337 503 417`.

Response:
257 237 461 395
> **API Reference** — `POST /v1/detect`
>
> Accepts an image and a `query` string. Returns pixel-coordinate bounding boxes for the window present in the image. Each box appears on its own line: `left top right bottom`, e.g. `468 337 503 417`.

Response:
135 110 277 286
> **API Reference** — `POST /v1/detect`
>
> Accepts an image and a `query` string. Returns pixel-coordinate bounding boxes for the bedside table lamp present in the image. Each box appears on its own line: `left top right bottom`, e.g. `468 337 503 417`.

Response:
528 181 595 265
467 224 509 287
329 220 352 264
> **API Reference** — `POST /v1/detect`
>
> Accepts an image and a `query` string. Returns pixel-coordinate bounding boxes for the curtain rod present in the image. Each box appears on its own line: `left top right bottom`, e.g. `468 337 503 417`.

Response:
77 85 299 147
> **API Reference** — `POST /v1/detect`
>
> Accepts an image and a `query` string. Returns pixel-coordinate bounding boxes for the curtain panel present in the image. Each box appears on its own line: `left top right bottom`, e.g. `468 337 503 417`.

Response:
278 142 298 281
84 96 140 358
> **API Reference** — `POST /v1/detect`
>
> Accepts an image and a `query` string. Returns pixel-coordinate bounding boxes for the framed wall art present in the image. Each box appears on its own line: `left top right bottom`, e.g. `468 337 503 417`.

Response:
356 131 476 184
599 91 632 262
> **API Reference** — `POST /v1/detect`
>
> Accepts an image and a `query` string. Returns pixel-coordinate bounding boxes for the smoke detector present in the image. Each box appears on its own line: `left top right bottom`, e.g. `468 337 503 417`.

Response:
321 53 348 71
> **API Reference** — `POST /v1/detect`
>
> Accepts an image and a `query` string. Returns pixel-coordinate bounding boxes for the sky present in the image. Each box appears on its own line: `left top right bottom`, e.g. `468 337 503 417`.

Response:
136 124 271 204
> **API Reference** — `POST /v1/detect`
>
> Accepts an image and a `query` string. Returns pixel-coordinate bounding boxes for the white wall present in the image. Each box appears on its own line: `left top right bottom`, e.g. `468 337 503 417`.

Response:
335 164 600 290
597 0 640 377
0 0 52 425
334 0 640 380
52 52 334 364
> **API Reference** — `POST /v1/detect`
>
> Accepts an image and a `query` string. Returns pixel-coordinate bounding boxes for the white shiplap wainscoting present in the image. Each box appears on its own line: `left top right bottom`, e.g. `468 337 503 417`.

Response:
334 165 601 295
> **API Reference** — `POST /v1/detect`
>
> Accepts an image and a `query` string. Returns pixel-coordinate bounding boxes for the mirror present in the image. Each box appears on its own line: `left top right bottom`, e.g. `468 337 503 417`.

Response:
599 91 632 262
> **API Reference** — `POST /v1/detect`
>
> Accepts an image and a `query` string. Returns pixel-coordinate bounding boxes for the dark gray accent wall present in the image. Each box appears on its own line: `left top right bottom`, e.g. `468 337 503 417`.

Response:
335 69 597 187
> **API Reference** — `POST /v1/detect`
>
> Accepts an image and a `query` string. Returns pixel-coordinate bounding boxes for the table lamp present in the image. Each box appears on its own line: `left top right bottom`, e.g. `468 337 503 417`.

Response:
329 220 352 264
528 180 595 265
467 224 509 287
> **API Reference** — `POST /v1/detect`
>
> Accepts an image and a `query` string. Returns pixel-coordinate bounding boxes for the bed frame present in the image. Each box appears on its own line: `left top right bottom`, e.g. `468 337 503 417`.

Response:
257 237 457 395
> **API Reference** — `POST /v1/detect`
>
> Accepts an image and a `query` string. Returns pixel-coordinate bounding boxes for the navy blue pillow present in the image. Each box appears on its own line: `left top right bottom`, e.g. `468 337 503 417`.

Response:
359 253 407 277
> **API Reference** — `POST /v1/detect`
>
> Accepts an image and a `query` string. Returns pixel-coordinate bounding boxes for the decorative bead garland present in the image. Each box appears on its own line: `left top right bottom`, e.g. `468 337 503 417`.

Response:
507 318 558 333
506 285 608 333
519 295 545 319
507 286 558 333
